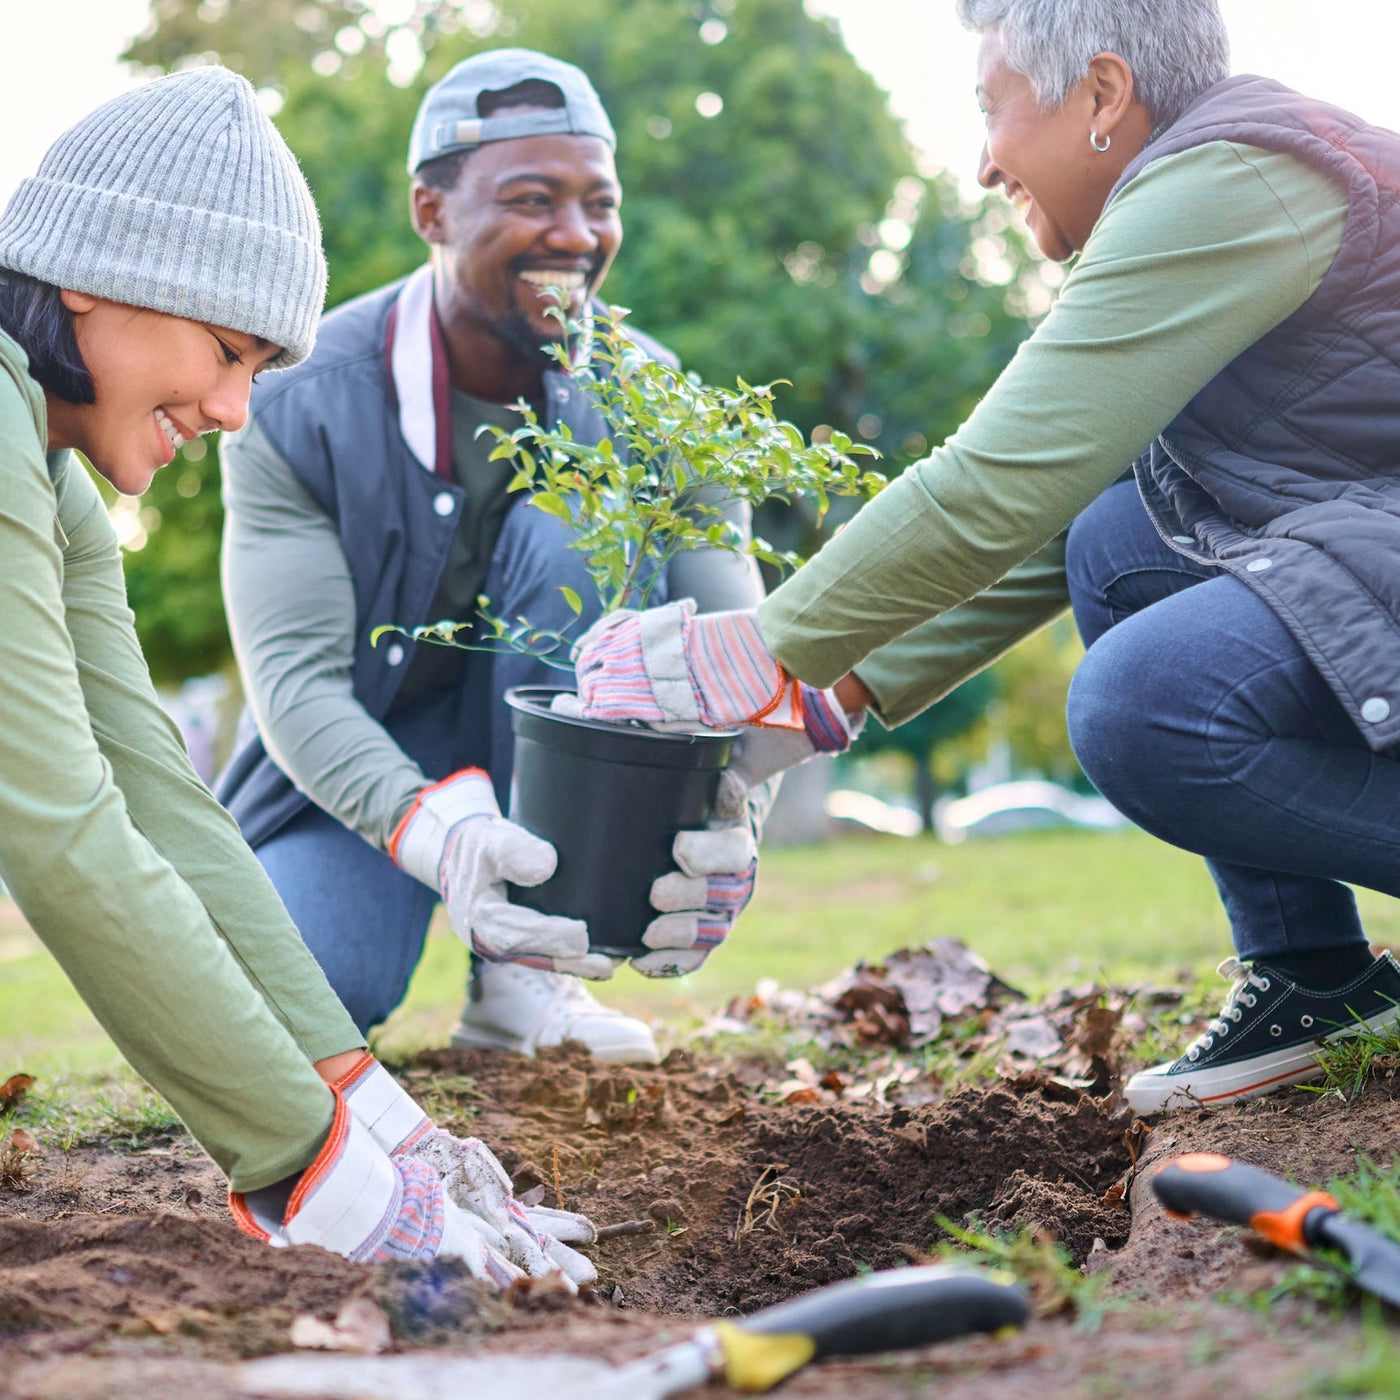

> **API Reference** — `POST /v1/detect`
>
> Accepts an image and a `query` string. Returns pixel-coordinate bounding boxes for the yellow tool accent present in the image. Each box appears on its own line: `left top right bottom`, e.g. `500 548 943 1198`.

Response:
712 1321 818 1392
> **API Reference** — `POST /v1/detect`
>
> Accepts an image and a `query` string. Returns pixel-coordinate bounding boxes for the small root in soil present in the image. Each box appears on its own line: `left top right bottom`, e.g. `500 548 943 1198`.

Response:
733 1163 802 1246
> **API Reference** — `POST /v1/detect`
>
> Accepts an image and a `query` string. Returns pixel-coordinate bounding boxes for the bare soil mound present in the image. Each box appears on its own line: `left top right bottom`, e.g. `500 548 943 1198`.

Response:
409 1046 1135 1314
2 1039 1396 1396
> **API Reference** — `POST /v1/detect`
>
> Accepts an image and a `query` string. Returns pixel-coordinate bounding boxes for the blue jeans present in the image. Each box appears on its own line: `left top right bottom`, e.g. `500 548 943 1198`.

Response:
254 498 618 1033
1065 480 1400 962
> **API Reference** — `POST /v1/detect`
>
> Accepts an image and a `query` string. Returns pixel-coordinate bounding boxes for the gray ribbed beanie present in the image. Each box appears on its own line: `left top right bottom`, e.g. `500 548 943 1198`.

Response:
0 66 325 367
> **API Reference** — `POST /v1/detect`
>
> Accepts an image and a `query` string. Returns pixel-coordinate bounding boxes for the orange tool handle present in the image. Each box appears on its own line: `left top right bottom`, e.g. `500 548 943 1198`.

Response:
1153 1153 1339 1252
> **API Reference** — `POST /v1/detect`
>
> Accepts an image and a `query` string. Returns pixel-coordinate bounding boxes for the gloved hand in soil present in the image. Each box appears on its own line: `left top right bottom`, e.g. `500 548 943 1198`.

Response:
389 768 615 980
231 1083 523 1284
333 1054 599 1287
573 600 858 765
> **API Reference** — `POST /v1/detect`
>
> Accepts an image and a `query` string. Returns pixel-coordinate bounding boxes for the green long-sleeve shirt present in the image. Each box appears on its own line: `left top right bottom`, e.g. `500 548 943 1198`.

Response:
758 142 1348 726
0 329 360 1191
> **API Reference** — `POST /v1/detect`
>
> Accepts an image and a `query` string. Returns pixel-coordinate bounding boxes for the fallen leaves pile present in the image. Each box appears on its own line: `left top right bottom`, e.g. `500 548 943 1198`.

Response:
694 937 1191 1109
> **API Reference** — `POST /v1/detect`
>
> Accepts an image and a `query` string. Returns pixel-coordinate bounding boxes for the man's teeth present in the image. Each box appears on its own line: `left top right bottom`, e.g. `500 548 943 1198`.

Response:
518 270 587 294
156 411 187 451
1010 191 1032 215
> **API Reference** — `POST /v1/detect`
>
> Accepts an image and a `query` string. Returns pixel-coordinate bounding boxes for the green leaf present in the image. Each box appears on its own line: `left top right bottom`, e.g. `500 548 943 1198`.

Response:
559 585 583 616
529 492 572 521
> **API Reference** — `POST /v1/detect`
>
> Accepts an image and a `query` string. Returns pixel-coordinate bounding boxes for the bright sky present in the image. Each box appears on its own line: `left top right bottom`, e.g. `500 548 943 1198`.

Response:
4 1 1400 208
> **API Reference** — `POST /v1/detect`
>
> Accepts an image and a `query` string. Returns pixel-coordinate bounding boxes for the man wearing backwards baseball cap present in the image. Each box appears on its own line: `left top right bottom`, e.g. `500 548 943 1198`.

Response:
217 49 767 1058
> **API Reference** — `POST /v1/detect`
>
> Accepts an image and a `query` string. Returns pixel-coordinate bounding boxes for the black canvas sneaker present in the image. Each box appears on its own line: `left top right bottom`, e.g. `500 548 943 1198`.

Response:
1125 952 1400 1114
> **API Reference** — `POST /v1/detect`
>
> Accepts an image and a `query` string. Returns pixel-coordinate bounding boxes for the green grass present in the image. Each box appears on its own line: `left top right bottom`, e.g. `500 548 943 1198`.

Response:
930 1217 1116 1329
6 827 1400 1086
381 826 1244 1056
1304 1019 1400 1103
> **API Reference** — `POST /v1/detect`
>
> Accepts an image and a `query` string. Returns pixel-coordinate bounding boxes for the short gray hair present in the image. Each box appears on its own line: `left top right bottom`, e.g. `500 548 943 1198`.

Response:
957 0 1230 128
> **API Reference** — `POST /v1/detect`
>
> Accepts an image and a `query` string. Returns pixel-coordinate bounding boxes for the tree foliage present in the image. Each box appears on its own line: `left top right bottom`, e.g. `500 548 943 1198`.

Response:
119 0 1038 684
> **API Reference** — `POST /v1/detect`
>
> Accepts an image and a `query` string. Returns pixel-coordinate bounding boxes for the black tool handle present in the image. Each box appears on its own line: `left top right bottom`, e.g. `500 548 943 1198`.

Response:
739 1266 1028 1358
1153 1153 1337 1251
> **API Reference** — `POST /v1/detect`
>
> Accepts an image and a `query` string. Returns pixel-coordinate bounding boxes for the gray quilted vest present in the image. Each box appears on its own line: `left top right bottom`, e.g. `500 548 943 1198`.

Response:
1115 76 1400 750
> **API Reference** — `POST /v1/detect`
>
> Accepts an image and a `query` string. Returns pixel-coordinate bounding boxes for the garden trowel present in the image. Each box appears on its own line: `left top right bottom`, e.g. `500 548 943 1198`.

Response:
574 1264 1029 1399
1153 1152 1400 1308
237 1266 1027 1400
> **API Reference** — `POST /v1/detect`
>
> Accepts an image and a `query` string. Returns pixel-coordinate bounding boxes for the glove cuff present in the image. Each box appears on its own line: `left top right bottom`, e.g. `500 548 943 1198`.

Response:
334 1053 433 1157
799 683 860 754
389 768 498 891
230 1091 430 1263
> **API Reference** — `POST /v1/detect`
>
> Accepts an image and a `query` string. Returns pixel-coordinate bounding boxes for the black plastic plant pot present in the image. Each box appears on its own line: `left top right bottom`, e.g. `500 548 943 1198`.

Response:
504 685 737 958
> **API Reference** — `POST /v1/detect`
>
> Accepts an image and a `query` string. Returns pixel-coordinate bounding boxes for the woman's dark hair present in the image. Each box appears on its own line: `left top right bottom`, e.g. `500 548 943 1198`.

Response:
0 269 94 405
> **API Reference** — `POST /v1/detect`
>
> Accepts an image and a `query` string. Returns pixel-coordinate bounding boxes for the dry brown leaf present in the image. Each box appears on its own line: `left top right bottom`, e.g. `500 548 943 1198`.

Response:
1073 1005 1125 1060
0 1074 34 1113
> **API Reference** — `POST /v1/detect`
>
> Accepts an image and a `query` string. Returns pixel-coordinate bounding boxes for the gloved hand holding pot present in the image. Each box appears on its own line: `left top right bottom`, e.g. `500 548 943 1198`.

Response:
377 308 881 970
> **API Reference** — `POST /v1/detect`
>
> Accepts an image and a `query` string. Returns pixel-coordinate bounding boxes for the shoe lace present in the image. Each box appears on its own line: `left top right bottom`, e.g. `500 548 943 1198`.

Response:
1184 957 1272 1062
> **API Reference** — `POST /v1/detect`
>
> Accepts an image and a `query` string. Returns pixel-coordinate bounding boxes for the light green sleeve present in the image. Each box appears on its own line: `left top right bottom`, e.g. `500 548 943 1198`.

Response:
854 534 1070 727
0 368 347 1192
758 142 1348 701
221 418 430 847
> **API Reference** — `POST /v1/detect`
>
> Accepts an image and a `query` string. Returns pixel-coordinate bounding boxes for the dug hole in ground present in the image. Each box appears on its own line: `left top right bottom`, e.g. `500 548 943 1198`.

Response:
3 937 1397 1400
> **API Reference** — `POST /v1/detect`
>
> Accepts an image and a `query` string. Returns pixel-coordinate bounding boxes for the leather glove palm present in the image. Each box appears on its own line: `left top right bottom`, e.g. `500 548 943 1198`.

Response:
638 782 761 977
390 768 614 980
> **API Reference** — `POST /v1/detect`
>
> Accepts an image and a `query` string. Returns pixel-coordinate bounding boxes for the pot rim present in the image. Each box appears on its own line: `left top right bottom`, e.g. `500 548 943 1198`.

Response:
505 684 740 744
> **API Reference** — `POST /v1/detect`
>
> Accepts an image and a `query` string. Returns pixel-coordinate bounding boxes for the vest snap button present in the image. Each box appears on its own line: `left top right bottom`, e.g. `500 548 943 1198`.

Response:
386 644 405 667
1245 558 1273 573
1362 697 1391 724
1172 535 1194 545
433 492 455 517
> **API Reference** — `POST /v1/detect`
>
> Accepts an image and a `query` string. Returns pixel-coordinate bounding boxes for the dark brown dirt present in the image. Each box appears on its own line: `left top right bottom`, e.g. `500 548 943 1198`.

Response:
409 1047 1136 1314
2 1047 1397 1397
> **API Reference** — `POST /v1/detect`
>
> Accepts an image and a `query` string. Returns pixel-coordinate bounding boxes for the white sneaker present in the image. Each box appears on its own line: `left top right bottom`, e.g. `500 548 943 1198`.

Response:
451 962 660 1064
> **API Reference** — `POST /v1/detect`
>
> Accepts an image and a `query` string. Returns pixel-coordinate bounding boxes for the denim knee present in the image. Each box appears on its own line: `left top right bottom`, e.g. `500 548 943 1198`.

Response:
1066 628 1183 829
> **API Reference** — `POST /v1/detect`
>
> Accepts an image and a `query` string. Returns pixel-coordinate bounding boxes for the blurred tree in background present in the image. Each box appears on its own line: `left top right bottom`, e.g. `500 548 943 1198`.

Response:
120 0 1062 785
851 670 997 832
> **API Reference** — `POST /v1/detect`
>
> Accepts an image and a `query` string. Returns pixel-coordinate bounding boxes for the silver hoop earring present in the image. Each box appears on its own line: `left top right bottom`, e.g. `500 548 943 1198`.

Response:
1090 130 1112 153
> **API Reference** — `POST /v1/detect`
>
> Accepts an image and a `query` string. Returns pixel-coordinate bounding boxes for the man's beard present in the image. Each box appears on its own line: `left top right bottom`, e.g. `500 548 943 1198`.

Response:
490 306 566 368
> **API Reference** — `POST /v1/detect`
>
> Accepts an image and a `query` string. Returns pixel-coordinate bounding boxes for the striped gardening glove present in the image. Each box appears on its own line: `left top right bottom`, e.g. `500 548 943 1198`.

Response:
638 820 759 978
333 1054 598 1288
230 1085 522 1284
575 600 857 756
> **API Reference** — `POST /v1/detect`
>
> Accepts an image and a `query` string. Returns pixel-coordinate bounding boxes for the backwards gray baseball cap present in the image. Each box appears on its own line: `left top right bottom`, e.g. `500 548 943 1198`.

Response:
408 48 615 174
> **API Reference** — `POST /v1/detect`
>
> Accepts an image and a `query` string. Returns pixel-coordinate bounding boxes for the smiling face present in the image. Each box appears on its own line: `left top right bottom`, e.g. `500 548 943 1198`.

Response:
412 126 622 399
46 293 277 496
975 29 1147 262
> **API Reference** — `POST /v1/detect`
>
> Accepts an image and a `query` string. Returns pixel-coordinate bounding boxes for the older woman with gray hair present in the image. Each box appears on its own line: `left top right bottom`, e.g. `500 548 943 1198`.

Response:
575 0 1400 1114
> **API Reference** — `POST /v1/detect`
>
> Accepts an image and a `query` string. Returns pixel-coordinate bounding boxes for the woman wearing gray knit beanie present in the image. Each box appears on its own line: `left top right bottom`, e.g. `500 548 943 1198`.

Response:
0 66 596 1283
